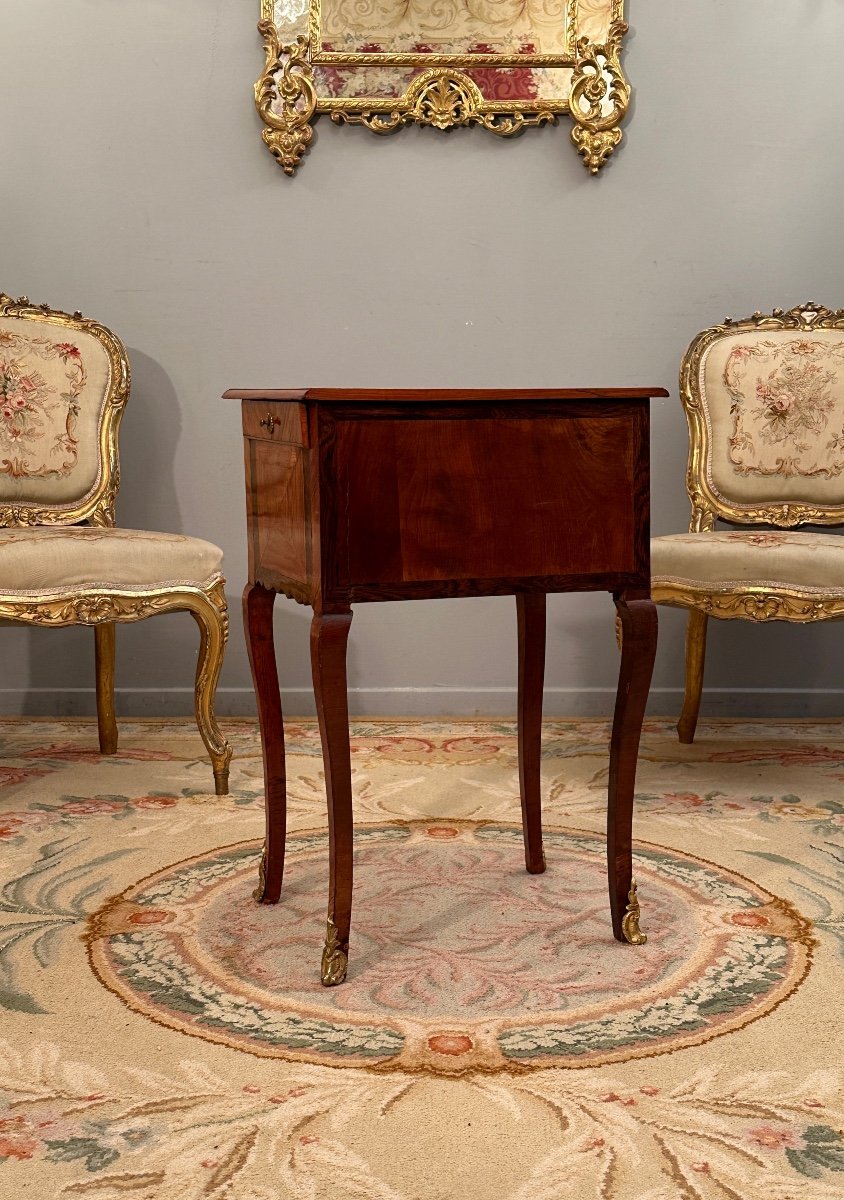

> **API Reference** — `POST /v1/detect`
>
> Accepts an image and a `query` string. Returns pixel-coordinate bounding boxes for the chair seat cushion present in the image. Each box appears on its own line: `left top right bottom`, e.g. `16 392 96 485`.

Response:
651 530 844 592
0 527 223 593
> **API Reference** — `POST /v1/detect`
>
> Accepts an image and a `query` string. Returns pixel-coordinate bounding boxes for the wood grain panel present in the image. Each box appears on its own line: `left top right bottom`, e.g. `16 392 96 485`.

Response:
245 439 309 587
332 414 639 588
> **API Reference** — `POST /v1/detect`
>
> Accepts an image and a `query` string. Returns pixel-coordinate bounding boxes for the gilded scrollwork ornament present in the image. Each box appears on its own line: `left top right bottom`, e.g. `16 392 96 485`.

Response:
621 878 647 945
332 70 555 138
0 592 173 627
255 25 316 176
652 582 844 625
321 915 348 986
569 20 630 173
253 4 631 175
0 580 232 794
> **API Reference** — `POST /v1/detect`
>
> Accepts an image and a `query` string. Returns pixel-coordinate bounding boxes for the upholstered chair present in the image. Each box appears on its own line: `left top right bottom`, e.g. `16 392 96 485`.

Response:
652 302 844 743
0 294 232 792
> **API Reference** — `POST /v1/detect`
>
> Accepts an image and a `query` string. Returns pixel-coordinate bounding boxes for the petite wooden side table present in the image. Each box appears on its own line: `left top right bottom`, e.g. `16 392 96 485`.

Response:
226 388 667 985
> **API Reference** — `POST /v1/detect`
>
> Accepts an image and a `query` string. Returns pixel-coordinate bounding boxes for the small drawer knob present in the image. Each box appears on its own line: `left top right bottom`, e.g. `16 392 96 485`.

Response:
259 413 276 434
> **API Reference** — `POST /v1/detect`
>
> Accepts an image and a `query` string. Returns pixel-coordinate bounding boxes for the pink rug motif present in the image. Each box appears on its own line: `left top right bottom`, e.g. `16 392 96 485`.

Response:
87 819 811 1075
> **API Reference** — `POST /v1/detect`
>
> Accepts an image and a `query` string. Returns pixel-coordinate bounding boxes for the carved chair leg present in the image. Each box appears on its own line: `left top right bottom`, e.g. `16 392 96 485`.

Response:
190 588 232 795
94 623 118 754
678 610 708 745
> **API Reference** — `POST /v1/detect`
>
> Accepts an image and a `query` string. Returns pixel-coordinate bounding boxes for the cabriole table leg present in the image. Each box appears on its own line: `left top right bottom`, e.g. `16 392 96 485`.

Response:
243 583 287 904
311 609 354 986
517 592 547 874
608 591 657 945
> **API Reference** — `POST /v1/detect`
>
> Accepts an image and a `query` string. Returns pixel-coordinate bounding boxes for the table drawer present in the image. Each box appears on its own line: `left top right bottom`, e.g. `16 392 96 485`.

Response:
242 400 308 445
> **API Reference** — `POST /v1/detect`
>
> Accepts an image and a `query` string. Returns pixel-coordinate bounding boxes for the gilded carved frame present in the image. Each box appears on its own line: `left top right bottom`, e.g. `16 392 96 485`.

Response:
255 0 629 176
0 294 130 529
680 302 844 534
654 302 844 630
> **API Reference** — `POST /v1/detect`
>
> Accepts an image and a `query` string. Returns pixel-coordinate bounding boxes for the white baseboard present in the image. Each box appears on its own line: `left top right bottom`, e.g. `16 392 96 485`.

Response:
1 686 844 719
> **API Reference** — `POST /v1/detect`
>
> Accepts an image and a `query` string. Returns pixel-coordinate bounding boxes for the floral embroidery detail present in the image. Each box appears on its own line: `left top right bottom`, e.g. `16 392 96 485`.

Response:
0 764 48 789
0 528 192 551
724 337 844 479
723 531 791 547
748 1124 800 1150
0 331 87 480
0 1114 40 1161
0 792 186 848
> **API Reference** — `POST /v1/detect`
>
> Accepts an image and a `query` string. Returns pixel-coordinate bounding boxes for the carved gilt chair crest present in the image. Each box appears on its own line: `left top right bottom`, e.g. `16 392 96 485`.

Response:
652 303 844 742
0 295 232 792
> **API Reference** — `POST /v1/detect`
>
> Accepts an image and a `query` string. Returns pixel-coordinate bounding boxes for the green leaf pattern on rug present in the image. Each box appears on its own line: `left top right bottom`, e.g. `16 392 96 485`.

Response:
786 1125 844 1178
0 837 133 1014
499 935 790 1058
1 718 843 1196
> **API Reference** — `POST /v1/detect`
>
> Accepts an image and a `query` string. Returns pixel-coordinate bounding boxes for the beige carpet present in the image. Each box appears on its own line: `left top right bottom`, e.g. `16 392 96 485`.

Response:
0 717 842 1198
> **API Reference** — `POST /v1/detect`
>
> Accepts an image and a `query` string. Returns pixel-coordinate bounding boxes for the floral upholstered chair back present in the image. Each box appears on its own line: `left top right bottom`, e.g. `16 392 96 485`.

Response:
0 295 129 528
682 303 844 533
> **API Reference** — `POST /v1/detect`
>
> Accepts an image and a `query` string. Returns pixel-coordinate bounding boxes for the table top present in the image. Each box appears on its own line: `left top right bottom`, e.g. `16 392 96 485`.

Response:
224 387 669 403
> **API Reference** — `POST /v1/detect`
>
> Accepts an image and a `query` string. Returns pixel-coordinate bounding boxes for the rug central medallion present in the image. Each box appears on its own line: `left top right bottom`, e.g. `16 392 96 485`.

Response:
86 821 812 1075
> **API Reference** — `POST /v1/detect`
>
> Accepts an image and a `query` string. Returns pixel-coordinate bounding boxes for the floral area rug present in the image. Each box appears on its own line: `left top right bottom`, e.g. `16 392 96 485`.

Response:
0 717 842 1198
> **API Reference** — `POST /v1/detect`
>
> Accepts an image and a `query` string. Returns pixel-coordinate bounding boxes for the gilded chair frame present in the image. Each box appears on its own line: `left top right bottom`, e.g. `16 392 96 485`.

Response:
0 295 232 793
652 302 844 742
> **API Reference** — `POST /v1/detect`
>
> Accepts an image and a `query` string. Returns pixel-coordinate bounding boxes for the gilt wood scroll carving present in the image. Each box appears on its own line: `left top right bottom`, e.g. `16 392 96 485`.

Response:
255 0 629 176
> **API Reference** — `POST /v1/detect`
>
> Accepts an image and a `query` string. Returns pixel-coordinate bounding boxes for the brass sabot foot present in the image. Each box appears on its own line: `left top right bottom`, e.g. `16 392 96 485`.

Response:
253 846 268 903
321 916 348 986
621 878 648 945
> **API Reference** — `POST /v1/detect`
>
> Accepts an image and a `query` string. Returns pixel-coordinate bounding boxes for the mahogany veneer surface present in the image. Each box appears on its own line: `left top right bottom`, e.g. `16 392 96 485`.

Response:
229 386 666 982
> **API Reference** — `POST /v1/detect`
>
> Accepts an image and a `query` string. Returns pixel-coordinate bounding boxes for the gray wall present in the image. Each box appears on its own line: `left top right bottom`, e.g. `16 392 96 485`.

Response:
2 1 843 718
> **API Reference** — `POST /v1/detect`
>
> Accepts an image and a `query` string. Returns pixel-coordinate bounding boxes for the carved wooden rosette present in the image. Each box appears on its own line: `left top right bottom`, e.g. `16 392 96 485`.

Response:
255 11 630 176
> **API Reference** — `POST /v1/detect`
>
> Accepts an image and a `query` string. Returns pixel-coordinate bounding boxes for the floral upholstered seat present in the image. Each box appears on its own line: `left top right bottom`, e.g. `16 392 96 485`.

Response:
0 294 231 793
651 303 844 742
